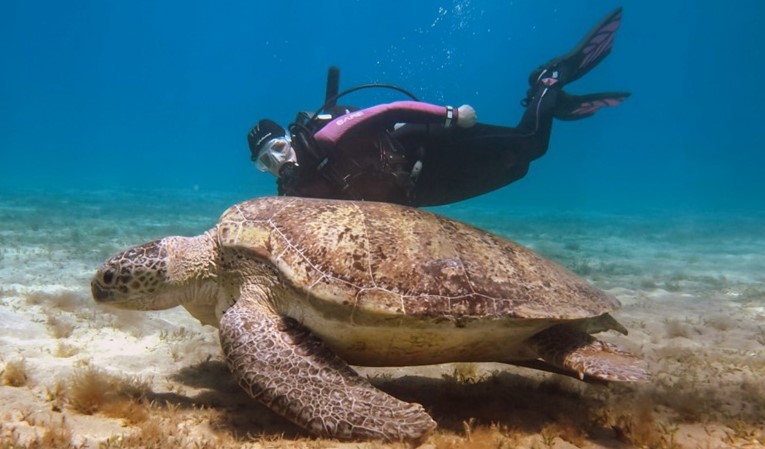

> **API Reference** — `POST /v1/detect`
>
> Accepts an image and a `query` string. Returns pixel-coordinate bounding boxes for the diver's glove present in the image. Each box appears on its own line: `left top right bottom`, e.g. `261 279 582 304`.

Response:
456 104 477 128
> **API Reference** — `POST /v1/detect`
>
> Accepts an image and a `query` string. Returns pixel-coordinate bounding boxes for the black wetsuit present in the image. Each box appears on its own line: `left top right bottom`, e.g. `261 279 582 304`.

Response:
395 88 558 206
277 86 558 207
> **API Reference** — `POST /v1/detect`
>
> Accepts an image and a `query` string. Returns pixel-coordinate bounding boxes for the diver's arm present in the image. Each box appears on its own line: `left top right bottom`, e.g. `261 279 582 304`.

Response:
314 101 476 147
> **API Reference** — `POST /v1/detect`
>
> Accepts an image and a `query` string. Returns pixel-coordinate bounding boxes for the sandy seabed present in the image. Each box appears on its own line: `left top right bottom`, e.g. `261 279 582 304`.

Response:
1 191 764 448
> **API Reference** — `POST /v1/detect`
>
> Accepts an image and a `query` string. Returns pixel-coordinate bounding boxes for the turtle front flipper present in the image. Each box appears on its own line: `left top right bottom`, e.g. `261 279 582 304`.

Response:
219 294 436 442
526 324 650 383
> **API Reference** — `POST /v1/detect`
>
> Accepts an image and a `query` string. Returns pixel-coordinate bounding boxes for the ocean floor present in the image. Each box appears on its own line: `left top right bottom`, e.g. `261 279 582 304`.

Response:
1 189 764 449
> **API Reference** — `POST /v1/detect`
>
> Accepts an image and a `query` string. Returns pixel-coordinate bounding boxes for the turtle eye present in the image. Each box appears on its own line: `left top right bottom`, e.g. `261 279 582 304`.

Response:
102 268 115 284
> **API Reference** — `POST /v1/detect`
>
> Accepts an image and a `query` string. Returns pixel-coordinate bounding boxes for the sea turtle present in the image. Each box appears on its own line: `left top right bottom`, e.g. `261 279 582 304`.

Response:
91 196 648 442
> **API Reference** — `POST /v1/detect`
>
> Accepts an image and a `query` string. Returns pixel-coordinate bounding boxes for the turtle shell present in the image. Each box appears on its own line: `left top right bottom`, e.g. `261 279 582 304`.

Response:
215 197 619 323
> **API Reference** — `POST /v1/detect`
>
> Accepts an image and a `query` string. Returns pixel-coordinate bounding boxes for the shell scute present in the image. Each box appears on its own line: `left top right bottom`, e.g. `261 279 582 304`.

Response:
219 197 619 320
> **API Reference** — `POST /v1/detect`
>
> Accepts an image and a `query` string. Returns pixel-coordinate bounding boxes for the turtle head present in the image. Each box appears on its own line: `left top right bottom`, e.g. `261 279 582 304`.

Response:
91 233 219 311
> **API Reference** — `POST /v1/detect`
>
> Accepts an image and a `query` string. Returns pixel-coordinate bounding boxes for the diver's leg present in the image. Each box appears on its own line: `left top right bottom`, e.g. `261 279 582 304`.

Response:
394 8 628 207
514 81 560 160
514 7 628 152
407 88 625 206
399 124 536 206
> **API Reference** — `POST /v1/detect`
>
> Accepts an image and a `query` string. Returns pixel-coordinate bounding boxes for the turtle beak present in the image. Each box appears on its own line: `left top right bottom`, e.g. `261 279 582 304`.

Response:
91 280 112 303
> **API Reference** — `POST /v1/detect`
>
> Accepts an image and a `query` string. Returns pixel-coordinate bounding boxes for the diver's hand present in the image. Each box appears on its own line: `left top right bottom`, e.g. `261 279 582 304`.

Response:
457 104 477 128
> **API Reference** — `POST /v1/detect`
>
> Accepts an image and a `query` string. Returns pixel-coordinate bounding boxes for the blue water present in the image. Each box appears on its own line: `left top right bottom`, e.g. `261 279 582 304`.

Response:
2 0 764 293
2 0 764 214
1 3 765 445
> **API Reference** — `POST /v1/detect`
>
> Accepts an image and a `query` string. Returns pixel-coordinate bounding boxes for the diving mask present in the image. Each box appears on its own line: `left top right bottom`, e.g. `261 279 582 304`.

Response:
254 135 297 176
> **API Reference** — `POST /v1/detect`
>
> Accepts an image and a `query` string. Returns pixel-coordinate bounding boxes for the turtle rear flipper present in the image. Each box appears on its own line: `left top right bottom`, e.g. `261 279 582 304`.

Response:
219 293 436 442
526 324 649 383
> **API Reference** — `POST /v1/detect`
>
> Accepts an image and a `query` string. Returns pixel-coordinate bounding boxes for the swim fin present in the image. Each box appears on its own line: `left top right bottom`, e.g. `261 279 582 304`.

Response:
554 91 630 121
529 7 623 89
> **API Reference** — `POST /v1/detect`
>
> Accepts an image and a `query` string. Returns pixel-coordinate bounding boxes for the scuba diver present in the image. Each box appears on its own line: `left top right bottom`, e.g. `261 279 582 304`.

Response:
248 8 628 207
